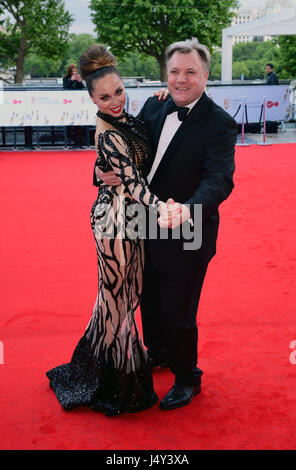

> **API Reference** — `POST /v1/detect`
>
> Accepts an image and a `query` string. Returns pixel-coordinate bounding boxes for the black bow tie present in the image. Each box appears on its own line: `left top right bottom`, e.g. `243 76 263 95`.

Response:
166 101 190 121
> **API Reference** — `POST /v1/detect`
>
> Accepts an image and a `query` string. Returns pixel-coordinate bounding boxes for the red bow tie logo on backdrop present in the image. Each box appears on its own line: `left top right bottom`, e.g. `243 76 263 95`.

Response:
12 100 22 104
63 99 72 104
266 101 279 108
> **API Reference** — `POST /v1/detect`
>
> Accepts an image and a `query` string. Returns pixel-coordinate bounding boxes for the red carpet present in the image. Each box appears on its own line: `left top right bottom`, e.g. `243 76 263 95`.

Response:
0 145 295 450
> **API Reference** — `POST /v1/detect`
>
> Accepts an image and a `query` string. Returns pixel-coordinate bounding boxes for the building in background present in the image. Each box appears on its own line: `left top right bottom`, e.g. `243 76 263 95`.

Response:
232 8 265 44
231 0 294 44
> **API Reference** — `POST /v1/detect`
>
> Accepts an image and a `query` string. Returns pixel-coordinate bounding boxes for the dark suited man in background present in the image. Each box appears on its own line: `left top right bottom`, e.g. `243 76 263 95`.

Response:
97 38 237 411
265 63 279 85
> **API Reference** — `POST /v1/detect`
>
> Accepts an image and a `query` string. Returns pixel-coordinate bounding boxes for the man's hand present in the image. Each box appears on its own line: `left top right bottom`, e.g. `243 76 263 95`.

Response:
95 168 121 186
158 199 191 229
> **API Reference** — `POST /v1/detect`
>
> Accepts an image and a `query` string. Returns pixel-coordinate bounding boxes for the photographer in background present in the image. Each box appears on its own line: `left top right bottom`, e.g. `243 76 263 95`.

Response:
63 64 85 147
63 64 85 90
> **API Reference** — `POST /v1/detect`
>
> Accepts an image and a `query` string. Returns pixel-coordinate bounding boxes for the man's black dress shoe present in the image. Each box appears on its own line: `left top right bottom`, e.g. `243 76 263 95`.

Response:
159 383 201 410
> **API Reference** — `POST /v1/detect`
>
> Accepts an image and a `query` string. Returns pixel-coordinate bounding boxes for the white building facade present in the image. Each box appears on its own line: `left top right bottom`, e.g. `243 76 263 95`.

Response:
231 0 294 44
222 0 296 80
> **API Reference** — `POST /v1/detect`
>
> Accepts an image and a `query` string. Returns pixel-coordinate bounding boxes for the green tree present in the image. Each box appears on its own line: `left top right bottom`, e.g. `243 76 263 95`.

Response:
90 0 238 81
209 50 221 80
209 40 280 81
23 53 61 78
61 33 96 74
276 35 296 79
0 0 72 83
232 40 277 63
117 53 160 80
22 34 96 79
232 61 250 80
23 33 95 79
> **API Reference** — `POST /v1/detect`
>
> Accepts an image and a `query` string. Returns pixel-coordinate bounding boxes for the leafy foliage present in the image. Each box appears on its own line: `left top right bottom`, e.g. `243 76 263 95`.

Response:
117 53 159 80
0 0 72 82
209 40 280 81
275 35 296 79
90 0 238 81
23 33 95 79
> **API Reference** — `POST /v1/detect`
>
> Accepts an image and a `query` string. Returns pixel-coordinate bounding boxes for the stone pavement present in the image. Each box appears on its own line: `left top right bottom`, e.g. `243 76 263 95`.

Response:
236 125 296 145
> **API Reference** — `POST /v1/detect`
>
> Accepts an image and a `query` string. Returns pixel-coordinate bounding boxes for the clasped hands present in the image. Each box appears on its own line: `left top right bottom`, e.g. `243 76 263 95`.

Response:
95 168 191 229
158 199 191 229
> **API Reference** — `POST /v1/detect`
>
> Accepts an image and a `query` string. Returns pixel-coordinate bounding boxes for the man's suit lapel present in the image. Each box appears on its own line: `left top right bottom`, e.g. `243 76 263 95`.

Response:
151 92 211 181
150 97 175 153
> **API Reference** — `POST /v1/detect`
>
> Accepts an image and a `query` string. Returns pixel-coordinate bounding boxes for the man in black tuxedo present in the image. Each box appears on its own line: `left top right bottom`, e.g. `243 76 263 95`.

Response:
97 38 237 410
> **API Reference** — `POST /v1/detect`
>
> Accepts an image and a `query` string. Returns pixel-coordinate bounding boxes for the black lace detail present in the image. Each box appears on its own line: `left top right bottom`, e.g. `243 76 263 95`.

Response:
95 109 152 179
97 130 159 212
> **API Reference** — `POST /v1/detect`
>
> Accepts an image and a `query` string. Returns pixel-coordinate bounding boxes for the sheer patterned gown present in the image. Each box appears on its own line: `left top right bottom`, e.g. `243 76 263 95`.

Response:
46 111 160 416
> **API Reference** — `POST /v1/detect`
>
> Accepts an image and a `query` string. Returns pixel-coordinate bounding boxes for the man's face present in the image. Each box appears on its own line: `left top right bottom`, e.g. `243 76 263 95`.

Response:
265 65 272 74
167 50 209 107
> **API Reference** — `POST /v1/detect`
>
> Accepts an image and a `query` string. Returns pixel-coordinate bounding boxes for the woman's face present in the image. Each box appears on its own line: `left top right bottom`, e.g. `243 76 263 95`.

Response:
91 73 126 117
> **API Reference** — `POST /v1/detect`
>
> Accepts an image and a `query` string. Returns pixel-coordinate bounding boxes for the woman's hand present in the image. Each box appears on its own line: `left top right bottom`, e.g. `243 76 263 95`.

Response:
154 88 169 101
71 71 82 82
158 199 191 229
158 199 181 228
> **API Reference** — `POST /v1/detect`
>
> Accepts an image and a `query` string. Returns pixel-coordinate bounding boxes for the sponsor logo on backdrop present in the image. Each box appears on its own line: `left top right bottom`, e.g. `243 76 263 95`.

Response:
223 98 231 111
266 100 279 108
130 100 140 113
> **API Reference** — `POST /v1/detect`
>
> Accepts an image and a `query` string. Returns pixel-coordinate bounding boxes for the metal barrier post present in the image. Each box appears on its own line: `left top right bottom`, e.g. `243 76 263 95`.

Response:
236 97 249 147
258 96 272 146
63 126 67 148
13 127 17 149
36 127 41 149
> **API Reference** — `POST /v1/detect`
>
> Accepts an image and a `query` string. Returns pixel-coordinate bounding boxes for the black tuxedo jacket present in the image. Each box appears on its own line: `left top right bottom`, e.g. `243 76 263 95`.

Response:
137 91 237 273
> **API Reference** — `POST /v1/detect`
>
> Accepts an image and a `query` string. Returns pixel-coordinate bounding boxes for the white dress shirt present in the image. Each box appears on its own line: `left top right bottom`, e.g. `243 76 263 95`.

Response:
147 97 200 184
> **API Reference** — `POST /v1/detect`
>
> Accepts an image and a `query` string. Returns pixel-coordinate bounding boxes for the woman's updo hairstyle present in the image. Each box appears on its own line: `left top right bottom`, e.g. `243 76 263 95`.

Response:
79 44 121 96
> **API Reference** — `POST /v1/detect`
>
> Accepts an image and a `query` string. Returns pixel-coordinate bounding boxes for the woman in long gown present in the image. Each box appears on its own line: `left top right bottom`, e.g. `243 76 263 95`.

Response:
46 45 176 416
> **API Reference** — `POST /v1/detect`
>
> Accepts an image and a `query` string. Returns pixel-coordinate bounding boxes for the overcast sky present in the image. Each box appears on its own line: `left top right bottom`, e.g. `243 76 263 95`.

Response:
64 0 271 36
64 0 95 35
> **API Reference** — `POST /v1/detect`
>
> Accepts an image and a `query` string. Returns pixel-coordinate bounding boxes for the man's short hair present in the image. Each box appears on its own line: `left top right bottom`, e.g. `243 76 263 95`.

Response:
266 63 274 69
165 38 211 72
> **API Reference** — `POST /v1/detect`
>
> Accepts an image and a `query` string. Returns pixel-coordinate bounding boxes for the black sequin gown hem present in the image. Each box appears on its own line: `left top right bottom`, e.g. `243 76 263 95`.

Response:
46 334 158 417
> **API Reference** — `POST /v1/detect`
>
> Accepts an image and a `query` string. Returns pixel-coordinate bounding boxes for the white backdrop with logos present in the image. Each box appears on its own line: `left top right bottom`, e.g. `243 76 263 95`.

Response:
0 90 97 127
0 84 292 126
206 84 291 123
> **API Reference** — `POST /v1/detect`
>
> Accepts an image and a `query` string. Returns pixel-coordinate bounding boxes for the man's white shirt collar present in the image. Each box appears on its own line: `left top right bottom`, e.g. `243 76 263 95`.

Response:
183 96 200 113
147 96 201 184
